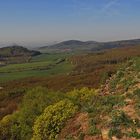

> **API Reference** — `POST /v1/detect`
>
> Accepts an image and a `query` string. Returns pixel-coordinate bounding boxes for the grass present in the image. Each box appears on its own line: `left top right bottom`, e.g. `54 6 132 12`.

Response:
31 53 73 62
0 61 51 73
0 53 74 82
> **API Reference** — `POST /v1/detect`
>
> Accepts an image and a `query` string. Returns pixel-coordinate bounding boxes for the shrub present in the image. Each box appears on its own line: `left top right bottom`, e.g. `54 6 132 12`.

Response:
65 135 75 140
88 125 101 136
67 87 97 108
110 110 132 127
134 88 140 98
127 128 140 139
100 72 110 84
133 89 140 115
78 132 85 140
122 78 134 92
32 99 77 140
135 103 140 116
108 127 123 139
88 118 101 136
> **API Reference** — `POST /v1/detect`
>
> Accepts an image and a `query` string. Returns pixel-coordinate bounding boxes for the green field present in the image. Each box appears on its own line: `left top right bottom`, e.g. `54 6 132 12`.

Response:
0 53 74 82
31 53 73 62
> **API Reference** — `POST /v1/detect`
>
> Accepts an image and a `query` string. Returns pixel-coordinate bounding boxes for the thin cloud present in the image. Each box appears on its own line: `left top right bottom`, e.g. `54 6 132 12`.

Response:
103 0 119 10
101 0 120 16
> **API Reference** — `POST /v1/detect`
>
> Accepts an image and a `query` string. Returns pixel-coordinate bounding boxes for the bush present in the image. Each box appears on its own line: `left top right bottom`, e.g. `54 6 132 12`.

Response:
67 87 97 108
32 99 77 140
88 125 101 136
78 132 85 140
108 127 123 139
134 88 140 98
110 110 132 127
127 128 140 139
133 89 140 115
88 118 101 136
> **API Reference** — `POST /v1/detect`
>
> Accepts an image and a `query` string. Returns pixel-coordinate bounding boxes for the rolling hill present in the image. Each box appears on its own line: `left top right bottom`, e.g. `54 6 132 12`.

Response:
0 45 41 57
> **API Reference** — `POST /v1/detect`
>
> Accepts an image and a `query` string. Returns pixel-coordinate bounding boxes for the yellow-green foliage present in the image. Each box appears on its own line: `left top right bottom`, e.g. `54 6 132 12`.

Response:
67 87 97 106
32 99 77 140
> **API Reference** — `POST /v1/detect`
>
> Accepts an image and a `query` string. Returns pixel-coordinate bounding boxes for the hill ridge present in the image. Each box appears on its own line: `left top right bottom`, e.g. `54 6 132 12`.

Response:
39 39 140 53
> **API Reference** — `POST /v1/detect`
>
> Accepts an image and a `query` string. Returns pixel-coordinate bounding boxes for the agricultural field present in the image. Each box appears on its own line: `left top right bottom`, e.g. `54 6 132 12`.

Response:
0 53 74 82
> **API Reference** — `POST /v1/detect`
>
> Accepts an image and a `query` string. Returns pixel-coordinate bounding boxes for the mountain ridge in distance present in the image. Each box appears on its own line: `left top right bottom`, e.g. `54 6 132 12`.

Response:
39 38 140 53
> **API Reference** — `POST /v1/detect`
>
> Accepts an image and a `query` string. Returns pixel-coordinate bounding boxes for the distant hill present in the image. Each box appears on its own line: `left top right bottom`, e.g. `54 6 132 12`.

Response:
0 45 41 57
0 45 41 64
39 40 99 53
39 39 140 53
94 39 140 51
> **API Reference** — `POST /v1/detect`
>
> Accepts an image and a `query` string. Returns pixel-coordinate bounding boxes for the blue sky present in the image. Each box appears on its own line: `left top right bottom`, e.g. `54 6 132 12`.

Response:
0 0 140 46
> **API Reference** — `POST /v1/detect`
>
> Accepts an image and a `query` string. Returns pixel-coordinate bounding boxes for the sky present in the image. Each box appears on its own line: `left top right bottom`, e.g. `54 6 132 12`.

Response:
0 0 140 46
